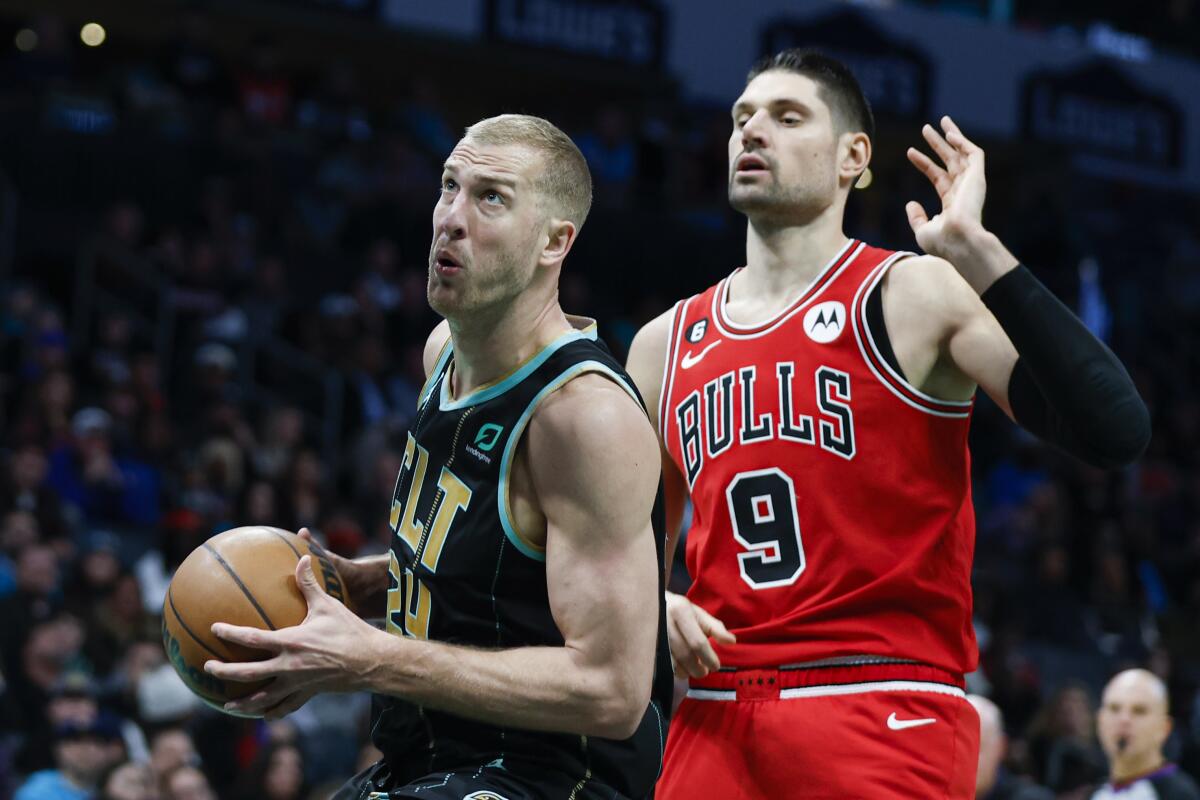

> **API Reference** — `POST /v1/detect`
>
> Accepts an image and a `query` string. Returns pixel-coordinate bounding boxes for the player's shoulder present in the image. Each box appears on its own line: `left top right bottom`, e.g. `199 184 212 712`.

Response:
533 372 649 440
1155 767 1200 799
882 253 979 321
422 320 452 377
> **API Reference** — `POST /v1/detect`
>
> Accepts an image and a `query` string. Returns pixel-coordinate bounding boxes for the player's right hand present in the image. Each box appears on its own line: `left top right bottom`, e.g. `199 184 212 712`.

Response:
665 591 736 679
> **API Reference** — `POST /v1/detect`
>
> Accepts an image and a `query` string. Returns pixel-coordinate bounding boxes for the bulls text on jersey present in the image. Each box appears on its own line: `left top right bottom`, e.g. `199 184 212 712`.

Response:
673 361 854 486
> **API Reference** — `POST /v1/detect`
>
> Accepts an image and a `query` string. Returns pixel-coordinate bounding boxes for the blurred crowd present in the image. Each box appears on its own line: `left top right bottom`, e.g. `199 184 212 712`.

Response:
2 9 1200 800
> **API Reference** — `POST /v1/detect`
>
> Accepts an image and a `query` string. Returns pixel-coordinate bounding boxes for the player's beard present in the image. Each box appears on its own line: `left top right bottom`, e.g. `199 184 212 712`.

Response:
728 155 839 227
426 230 539 322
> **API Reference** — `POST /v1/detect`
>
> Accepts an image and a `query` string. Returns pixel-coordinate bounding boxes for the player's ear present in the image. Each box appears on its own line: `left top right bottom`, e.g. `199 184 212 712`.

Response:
539 217 578 269
839 131 871 185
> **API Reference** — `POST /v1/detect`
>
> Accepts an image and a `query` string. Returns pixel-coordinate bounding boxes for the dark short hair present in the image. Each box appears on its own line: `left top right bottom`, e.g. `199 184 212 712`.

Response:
747 49 875 142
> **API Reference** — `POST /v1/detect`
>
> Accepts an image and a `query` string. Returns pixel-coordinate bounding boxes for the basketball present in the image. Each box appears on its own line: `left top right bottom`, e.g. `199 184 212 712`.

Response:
161 526 350 717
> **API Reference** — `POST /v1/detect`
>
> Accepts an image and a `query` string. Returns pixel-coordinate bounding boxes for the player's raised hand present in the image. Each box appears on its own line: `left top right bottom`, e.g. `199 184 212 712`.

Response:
665 591 736 679
206 555 384 719
905 116 988 262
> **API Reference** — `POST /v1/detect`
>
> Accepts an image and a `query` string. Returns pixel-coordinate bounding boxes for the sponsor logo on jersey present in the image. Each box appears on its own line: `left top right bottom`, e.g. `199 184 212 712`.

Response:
886 712 937 731
681 340 722 369
474 423 504 451
466 423 504 464
463 793 511 800
803 301 846 343
687 318 709 343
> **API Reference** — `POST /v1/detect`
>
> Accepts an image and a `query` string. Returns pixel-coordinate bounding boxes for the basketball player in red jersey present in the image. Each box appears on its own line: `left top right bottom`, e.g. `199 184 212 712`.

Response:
626 50 1149 799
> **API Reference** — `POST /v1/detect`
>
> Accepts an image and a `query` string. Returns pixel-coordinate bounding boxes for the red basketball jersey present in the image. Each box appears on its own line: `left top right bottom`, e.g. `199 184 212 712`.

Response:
660 240 978 675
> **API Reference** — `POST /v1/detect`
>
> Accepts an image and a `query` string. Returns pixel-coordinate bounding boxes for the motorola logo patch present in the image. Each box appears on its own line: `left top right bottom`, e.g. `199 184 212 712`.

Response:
803 301 846 344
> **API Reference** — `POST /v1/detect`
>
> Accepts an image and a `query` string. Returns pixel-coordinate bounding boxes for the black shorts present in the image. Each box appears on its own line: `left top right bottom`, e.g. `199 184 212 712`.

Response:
331 758 628 800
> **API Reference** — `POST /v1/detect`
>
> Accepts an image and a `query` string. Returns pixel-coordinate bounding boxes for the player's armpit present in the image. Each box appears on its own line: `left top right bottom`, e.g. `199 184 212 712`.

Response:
526 374 662 739
882 254 1018 408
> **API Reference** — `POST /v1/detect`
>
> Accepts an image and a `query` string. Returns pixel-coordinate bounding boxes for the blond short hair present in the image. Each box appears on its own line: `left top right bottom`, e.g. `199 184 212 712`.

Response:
464 114 593 230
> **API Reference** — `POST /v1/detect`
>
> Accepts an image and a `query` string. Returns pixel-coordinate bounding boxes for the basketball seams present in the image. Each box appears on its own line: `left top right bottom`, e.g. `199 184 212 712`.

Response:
202 542 278 630
167 587 232 661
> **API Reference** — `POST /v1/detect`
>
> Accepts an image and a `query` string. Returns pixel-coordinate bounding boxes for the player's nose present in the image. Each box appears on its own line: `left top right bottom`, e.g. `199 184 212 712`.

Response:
434 196 468 241
740 109 770 149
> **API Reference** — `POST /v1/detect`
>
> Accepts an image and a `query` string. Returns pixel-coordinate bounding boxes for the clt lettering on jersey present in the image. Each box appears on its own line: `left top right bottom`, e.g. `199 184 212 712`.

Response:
661 241 980 675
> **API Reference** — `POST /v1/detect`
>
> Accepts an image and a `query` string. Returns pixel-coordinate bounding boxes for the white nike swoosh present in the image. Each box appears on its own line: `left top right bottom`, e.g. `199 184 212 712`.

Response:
680 341 722 369
887 712 937 731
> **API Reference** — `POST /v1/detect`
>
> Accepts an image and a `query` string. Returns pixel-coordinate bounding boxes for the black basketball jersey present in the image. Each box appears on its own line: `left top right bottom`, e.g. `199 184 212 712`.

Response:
371 323 673 799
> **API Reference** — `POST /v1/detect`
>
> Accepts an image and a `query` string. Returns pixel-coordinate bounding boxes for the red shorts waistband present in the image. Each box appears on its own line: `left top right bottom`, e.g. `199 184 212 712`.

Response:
687 661 966 702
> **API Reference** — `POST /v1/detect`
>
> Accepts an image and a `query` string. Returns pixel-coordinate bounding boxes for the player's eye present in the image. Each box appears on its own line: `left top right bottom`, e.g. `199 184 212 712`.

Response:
483 191 504 206
441 178 457 192
781 114 802 125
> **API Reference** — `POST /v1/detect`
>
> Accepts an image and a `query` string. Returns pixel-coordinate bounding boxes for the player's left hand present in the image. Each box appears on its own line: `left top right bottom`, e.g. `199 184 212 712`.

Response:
205 555 383 719
905 116 988 263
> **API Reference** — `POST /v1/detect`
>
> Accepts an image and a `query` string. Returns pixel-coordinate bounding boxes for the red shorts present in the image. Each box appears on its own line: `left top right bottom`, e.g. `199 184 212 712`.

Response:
657 662 980 800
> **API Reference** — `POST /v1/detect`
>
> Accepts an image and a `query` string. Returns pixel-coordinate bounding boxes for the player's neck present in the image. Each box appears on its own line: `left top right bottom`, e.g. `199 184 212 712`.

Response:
740 210 850 299
447 295 572 397
1111 753 1166 785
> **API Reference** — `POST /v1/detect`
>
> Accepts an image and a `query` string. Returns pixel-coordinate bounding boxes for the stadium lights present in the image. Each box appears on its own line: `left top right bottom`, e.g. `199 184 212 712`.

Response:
80 22 106 47
14 28 37 52
855 167 873 190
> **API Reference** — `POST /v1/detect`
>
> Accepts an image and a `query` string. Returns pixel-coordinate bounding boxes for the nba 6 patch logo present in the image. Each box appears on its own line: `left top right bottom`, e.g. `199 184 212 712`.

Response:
803 301 846 344
687 319 708 343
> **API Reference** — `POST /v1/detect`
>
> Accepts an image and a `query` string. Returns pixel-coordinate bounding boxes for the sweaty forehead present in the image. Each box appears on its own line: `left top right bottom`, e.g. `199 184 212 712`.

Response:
735 71 827 113
444 140 538 186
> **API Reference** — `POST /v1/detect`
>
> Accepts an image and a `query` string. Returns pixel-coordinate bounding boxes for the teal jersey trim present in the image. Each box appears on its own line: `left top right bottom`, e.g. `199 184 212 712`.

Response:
418 342 455 408
497 360 641 561
438 327 598 412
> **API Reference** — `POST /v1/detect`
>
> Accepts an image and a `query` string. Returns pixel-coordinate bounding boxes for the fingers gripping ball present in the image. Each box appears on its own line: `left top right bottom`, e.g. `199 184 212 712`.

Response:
161 526 349 716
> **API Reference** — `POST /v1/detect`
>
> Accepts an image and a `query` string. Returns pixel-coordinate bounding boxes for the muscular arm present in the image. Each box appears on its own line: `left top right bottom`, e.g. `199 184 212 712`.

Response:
363 375 662 738
902 117 1149 467
212 375 663 735
626 310 736 678
625 309 688 574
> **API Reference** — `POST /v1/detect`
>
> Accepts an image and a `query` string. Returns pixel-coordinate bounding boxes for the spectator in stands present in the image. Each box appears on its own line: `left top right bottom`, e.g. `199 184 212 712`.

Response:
234 742 307 800
99 761 160 800
46 408 160 528
971 694 1054 799
14 716 122 800
1028 681 1108 793
162 766 216 800
1090 669 1200 799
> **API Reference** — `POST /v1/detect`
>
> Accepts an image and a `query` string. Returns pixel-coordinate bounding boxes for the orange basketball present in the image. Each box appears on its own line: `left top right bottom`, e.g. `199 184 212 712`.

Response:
161 526 350 717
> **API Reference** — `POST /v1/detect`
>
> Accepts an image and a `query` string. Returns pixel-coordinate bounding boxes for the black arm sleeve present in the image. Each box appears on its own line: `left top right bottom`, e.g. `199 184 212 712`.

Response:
981 265 1150 468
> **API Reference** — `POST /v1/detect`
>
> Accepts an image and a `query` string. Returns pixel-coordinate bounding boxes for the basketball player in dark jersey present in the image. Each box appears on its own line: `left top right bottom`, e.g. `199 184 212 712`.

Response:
204 114 673 799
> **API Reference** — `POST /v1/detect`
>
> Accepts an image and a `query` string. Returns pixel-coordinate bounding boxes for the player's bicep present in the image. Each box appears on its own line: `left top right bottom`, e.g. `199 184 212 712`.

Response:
530 381 660 670
946 298 1019 418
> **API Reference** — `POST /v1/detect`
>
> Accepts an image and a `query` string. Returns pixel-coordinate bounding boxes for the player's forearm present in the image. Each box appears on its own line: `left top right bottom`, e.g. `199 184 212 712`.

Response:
363 632 645 740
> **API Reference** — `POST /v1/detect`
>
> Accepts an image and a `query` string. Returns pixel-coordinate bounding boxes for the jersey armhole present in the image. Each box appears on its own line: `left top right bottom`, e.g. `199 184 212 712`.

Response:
864 274 906 381
498 362 643 562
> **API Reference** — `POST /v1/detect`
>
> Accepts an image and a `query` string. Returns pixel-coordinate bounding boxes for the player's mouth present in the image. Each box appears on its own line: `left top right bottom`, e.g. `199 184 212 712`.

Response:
1116 735 1130 752
735 153 770 174
434 249 464 277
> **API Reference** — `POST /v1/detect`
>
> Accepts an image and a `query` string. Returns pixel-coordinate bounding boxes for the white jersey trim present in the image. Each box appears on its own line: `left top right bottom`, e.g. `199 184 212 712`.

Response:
850 252 974 419
686 679 967 702
659 299 688 437
712 240 864 340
